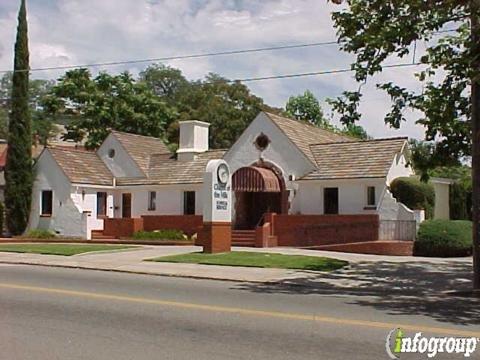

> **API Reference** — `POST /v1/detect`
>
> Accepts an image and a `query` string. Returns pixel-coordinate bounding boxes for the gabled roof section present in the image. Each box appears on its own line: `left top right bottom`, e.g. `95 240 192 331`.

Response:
110 131 171 174
116 149 227 186
301 137 408 180
48 147 114 186
264 112 353 163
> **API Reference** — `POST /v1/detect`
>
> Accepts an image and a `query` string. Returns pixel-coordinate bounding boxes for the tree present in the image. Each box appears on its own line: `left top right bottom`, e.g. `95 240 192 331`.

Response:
329 0 480 289
341 123 369 139
43 69 177 149
139 64 189 104
0 72 56 144
140 67 276 149
286 90 329 127
5 0 32 235
176 74 276 149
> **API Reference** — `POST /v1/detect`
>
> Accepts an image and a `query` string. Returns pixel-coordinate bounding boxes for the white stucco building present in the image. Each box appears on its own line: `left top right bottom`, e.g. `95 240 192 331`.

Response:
28 112 416 241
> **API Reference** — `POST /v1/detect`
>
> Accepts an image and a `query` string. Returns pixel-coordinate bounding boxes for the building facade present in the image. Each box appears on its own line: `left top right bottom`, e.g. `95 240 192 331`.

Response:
28 112 417 244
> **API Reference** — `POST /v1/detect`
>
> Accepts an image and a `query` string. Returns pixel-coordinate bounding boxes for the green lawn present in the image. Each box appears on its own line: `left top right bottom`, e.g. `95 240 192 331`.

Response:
0 244 135 256
149 251 348 272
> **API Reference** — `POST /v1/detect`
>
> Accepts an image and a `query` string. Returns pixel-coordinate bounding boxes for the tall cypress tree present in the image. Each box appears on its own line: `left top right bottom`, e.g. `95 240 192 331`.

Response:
5 0 32 235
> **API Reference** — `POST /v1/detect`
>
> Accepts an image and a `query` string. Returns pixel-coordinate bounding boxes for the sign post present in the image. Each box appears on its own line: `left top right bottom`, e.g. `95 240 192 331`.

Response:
201 159 232 253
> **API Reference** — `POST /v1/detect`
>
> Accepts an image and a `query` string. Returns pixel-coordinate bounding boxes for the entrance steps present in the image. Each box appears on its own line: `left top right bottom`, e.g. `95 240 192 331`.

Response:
91 230 117 240
231 230 256 247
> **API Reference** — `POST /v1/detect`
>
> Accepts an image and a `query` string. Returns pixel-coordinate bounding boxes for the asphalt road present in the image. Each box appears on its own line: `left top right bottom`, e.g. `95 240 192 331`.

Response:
0 264 478 360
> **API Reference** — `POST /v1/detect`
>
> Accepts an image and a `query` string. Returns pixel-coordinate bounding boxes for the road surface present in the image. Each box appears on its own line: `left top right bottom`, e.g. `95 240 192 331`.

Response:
0 264 478 359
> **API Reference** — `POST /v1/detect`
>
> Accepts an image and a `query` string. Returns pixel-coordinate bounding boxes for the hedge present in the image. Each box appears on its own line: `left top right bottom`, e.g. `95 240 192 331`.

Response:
22 229 57 239
414 220 472 257
390 177 435 218
132 229 187 241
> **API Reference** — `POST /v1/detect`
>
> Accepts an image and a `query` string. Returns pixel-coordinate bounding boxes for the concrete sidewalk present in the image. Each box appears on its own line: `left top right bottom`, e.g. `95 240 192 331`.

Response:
0 244 472 283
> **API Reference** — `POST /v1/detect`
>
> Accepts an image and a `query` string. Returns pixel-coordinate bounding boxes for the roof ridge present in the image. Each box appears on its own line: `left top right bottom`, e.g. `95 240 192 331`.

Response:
263 111 354 138
309 136 408 147
47 145 93 153
111 130 165 141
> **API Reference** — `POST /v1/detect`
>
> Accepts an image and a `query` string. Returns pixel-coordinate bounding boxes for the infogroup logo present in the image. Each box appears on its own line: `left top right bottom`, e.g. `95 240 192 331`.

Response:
385 328 479 359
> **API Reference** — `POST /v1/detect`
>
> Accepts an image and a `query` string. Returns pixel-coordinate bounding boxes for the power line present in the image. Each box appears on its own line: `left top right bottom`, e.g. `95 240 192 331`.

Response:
0 28 458 74
0 62 423 102
225 62 422 83
0 40 339 74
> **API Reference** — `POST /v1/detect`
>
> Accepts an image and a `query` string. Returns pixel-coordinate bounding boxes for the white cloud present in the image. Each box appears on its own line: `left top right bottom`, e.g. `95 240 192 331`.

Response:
0 0 430 139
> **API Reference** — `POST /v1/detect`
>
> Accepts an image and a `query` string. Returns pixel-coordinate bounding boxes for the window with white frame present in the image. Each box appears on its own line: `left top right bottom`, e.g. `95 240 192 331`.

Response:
148 191 156 211
367 186 376 206
183 191 195 215
41 190 53 216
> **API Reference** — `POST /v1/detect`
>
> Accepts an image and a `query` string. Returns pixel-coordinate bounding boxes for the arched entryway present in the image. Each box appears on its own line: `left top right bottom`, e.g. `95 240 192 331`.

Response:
232 164 288 229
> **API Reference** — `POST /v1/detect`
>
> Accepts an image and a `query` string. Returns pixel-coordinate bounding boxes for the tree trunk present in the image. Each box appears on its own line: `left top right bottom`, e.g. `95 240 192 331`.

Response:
472 0 480 290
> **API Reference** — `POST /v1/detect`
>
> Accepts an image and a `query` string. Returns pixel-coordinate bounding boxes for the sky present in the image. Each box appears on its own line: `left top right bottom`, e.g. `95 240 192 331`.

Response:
0 0 428 139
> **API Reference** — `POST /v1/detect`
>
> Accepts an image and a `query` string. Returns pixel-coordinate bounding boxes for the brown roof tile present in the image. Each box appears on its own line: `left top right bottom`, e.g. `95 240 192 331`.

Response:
264 112 353 163
48 147 113 186
301 137 408 180
116 149 227 186
111 131 170 174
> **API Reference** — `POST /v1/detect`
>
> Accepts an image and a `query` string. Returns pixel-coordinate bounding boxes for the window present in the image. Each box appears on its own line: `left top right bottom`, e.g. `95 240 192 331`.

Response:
324 188 338 215
108 148 115 158
183 191 195 215
367 186 376 206
96 192 107 218
41 190 53 216
148 191 156 211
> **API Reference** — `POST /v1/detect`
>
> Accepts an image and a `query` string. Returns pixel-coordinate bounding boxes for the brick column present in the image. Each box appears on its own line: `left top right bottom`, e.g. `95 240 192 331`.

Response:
202 222 231 253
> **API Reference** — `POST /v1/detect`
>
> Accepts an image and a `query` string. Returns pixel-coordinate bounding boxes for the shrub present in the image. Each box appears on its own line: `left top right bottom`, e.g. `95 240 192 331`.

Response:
22 229 57 239
414 220 472 257
390 177 435 218
132 229 187 241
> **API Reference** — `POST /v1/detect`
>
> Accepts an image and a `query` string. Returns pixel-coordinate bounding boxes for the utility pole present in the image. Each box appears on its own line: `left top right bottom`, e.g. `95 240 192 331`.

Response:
471 0 480 290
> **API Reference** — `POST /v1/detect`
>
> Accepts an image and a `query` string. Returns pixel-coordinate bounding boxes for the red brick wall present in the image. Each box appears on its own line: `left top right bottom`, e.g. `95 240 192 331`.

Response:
141 215 203 236
103 218 144 238
272 214 379 247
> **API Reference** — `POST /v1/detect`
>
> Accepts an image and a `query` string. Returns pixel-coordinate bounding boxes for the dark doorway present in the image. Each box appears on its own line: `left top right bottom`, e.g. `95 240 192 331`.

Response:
122 193 132 218
235 192 282 229
324 188 339 214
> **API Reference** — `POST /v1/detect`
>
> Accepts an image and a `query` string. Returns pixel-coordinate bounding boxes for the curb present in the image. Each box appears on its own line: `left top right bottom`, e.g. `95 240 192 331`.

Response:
0 239 195 246
0 260 279 284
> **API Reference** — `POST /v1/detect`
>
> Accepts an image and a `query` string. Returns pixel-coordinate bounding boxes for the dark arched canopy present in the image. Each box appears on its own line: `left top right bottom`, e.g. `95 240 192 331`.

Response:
232 166 281 193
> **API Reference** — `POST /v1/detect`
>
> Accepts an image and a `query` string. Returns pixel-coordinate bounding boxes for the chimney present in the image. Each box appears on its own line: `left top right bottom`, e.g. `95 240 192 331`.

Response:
177 120 210 161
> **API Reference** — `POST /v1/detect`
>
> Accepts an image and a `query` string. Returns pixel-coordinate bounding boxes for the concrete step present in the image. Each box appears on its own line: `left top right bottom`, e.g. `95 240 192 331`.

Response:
232 241 255 247
231 237 256 242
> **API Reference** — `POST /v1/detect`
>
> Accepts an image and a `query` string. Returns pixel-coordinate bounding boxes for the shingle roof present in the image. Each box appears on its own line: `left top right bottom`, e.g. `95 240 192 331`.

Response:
116 149 227 186
300 137 408 180
111 131 171 174
264 112 353 163
48 147 114 186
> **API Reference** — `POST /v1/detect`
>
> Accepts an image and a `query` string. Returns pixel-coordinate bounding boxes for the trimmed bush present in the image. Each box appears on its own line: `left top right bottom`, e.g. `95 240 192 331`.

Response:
132 229 187 241
22 229 57 239
414 220 472 257
390 177 435 218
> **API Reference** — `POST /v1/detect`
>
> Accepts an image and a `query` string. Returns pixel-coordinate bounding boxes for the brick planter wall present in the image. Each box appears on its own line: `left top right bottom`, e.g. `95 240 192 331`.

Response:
103 218 144 238
272 214 379 247
141 215 203 236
